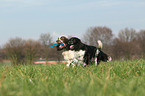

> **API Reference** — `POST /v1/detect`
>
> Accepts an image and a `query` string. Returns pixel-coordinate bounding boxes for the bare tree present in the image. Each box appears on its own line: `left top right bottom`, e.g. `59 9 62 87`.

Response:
83 26 113 46
4 37 25 65
112 39 141 60
136 30 145 58
112 28 141 60
39 33 52 46
39 33 53 63
24 39 41 65
0 47 4 63
118 28 136 42
83 26 113 56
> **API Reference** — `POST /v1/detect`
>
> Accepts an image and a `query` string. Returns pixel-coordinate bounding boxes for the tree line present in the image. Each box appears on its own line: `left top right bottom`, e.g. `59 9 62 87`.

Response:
0 26 145 65
83 27 145 60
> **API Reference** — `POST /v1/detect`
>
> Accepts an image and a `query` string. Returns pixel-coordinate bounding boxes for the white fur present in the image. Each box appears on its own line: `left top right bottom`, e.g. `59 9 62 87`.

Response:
95 58 98 66
95 49 100 66
62 50 85 67
107 56 112 62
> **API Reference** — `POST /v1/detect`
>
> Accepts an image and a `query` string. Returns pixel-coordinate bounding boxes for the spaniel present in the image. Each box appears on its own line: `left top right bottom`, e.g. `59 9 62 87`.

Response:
68 37 112 66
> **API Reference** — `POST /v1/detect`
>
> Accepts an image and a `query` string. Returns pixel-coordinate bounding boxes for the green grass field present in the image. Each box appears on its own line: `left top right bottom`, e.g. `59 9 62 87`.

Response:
0 60 145 96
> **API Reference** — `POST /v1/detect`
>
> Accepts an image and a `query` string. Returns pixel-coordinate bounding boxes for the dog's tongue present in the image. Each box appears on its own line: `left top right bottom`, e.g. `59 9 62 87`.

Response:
70 45 74 49
59 43 65 48
59 45 64 48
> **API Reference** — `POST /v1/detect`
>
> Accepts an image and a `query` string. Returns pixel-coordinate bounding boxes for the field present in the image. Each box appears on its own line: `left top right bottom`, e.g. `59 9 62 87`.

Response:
0 59 145 96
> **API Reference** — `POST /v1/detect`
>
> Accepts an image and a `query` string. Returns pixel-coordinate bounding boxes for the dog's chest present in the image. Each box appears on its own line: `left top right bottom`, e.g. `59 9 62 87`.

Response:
62 50 85 61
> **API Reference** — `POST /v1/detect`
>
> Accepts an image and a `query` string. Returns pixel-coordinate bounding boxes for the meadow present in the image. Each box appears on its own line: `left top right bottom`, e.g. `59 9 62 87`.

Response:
0 59 145 96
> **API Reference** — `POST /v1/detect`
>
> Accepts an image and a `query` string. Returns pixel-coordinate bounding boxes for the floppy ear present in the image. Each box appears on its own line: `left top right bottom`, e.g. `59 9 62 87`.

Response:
73 40 81 50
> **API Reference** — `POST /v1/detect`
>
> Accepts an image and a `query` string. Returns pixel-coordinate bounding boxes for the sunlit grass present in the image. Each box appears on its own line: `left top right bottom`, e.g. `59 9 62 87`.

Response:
0 59 145 96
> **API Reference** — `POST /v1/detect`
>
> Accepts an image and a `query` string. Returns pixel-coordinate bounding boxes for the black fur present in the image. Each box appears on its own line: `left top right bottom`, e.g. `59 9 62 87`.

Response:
96 50 110 64
68 37 110 65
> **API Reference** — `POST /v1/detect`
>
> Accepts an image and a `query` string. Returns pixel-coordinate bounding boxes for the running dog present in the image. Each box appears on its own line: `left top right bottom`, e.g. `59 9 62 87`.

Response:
55 36 85 67
68 37 112 66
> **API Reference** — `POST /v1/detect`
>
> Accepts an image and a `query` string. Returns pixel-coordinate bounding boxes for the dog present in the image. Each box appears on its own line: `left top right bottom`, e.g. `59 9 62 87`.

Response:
56 36 69 51
56 36 85 67
67 37 112 65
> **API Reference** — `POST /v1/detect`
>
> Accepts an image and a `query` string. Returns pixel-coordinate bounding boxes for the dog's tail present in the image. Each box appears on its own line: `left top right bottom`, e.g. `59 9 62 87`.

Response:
97 40 103 50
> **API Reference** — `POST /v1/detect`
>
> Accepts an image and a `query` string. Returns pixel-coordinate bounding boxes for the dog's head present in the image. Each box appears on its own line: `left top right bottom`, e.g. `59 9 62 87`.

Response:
60 36 69 44
68 37 81 50
56 36 69 49
56 36 68 43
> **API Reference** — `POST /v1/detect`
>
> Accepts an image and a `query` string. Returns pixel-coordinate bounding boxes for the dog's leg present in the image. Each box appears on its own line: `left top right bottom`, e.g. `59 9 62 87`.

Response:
95 57 98 66
88 56 90 65
66 63 70 67
83 54 88 66
82 63 86 67
85 54 90 65
95 49 100 66
107 56 112 62
66 60 71 67
72 63 75 67
82 56 87 67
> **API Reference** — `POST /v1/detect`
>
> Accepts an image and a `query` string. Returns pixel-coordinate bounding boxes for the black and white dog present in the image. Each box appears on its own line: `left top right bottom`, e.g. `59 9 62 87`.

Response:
67 37 112 66
56 36 85 67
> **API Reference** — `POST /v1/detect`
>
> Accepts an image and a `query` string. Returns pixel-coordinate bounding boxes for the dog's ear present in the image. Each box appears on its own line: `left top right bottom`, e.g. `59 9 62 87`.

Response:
60 36 66 40
60 36 69 43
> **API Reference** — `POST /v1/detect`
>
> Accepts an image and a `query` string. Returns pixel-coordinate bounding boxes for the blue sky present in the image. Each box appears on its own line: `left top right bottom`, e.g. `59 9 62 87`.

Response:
0 0 145 46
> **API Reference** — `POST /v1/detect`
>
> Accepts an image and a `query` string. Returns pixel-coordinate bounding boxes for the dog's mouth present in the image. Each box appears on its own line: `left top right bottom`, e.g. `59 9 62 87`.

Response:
59 45 64 48
59 43 65 48
70 45 74 49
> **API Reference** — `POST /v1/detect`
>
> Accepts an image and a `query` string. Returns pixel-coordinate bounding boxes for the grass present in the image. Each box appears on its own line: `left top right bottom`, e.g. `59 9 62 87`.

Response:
0 59 145 96
0 61 11 67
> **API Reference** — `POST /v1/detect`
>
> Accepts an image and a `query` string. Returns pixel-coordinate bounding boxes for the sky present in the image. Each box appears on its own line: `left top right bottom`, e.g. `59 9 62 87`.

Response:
0 0 145 46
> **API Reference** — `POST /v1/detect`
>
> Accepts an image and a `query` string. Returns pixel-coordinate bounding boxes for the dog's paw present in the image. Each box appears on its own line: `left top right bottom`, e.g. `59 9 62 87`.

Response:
95 63 98 66
107 56 112 62
82 63 86 67
72 64 75 68
66 64 70 67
